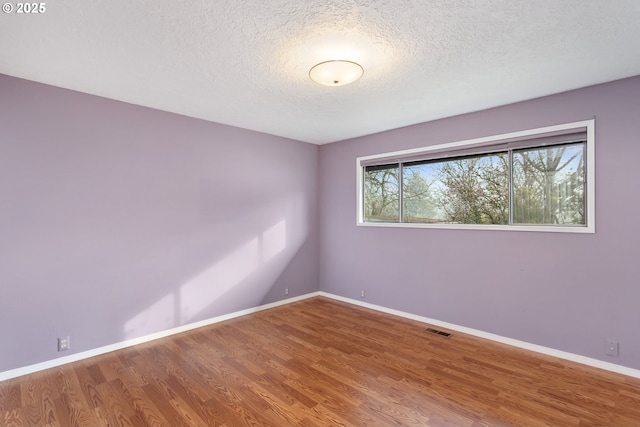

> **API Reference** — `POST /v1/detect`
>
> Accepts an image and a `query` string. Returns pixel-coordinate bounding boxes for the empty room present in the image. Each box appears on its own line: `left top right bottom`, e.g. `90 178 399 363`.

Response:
1 1 640 426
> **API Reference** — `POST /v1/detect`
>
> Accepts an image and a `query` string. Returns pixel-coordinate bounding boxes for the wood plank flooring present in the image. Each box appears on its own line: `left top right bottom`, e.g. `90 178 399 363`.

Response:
2 296 640 426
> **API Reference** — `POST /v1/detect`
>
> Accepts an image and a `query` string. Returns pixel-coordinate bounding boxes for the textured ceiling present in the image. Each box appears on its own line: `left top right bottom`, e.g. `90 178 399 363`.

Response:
1 1 640 144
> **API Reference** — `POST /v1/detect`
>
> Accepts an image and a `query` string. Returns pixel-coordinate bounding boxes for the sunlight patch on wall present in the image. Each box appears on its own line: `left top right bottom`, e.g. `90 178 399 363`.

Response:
262 220 286 261
124 293 175 339
123 218 288 340
179 237 260 323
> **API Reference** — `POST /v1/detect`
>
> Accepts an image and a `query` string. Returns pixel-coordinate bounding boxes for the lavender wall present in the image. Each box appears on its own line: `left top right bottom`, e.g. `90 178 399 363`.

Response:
0 74 318 373
319 76 640 370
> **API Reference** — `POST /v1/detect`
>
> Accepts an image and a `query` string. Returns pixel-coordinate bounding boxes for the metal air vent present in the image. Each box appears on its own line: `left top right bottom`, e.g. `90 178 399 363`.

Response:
425 327 452 338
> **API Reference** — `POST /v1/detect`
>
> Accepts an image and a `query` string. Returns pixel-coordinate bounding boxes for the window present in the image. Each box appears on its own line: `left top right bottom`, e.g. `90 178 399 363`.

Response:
357 120 595 233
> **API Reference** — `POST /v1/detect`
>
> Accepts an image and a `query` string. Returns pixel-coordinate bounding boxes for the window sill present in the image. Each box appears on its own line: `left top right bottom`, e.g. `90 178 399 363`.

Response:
356 221 595 234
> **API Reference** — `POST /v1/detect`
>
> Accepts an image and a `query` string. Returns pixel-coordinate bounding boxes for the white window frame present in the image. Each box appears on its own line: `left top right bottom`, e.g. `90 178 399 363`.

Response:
356 120 595 233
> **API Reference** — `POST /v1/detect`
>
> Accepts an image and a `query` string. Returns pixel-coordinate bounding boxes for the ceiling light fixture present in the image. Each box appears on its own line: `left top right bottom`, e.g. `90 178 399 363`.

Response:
309 60 364 87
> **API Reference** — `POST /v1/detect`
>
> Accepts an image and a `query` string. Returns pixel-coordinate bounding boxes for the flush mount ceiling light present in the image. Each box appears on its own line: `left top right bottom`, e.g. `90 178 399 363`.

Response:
309 60 364 87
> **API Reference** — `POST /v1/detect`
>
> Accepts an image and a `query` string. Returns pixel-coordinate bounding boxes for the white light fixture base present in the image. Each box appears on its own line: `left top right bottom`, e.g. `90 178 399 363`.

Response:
309 60 364 87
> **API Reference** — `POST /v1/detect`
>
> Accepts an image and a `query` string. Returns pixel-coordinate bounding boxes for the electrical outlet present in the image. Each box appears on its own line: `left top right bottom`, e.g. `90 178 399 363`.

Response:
605 340 619 357
360 290 365 298
58 336 70 352
284 288 289 296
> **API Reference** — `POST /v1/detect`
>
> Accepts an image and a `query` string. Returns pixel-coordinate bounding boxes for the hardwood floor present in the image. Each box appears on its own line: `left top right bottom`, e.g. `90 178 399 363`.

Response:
1 296 639 426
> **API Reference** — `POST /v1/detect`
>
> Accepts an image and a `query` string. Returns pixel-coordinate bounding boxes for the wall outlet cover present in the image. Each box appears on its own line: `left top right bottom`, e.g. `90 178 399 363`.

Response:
58 336 70 352
605 340 619 357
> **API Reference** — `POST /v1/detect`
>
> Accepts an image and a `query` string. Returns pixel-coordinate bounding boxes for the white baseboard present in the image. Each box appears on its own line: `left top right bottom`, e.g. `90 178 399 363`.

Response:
2 290 639 381
318 292 640 380
0 292 321 382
